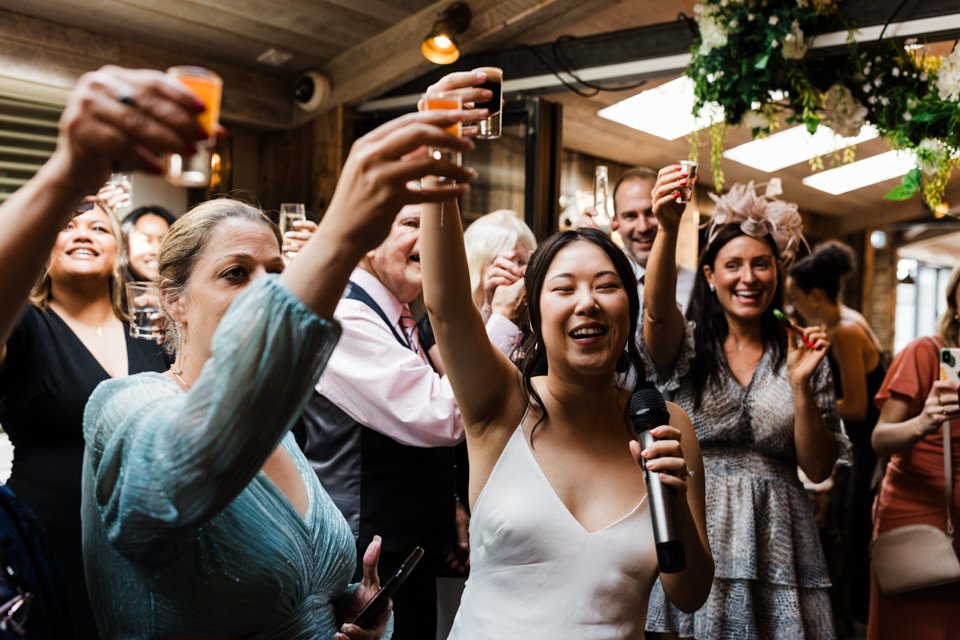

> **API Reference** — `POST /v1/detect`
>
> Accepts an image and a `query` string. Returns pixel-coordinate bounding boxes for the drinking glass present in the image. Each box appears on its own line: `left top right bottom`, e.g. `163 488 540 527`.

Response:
473 66 503 140
165 66 223 188
421 90 463 171
106 172 132 207
676 160 698 203
279 203 306 236
125 283 163 340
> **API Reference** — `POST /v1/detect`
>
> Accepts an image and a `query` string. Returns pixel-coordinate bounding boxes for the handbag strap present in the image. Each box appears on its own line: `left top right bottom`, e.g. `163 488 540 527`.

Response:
944 421 954 537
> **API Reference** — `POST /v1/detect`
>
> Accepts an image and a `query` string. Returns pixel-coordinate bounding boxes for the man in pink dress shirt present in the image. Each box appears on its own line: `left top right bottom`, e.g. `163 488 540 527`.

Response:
297 205 520 640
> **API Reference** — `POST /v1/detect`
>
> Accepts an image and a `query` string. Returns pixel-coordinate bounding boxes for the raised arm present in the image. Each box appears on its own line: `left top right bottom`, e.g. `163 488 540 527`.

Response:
644 165 693 369
789 326 842 482
0 66 203 364
281 110 476 318
86 108 479 558
421 194 522 433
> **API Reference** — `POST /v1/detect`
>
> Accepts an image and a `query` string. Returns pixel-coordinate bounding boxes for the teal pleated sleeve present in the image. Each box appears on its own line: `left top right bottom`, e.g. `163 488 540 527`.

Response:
81 276 391 639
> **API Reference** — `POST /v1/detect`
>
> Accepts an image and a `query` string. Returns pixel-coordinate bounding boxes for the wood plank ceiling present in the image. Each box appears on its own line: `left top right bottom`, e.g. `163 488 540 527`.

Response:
1 0 957 232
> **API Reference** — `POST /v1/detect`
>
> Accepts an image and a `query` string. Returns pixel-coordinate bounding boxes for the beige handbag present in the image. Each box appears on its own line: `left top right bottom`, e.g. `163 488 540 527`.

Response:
871 422 960 594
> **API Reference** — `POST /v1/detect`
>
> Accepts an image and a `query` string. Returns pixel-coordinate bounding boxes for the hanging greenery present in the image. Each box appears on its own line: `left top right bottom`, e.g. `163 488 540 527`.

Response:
687 0 960 210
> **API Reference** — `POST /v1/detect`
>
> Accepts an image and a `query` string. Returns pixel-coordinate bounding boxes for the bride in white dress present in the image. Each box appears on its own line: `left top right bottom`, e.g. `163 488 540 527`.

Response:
419 71 714 640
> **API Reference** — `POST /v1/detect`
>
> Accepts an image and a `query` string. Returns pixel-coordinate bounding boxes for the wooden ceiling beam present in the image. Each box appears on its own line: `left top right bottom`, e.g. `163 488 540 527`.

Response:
295 0 589 125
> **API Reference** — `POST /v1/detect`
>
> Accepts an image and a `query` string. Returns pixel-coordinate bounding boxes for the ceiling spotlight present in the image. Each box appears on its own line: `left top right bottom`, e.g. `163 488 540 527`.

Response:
421 2 471 65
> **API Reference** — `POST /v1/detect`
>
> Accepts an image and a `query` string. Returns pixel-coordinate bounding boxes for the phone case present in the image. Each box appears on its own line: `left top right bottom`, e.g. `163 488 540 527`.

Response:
940 348 960 382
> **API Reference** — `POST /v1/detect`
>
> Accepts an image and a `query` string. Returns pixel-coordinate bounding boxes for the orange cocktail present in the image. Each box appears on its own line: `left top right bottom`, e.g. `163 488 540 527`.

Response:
165 66 222 187
174 70 222 139
421 91 462 168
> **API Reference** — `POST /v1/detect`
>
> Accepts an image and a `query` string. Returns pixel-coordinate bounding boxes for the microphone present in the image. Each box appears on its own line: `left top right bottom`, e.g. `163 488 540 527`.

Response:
629 387 686 573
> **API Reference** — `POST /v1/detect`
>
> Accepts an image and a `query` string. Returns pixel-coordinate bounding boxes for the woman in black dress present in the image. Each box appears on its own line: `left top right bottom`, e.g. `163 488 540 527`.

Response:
0 66 206 639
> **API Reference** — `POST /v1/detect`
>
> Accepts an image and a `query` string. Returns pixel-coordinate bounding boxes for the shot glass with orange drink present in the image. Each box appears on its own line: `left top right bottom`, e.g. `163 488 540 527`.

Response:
165 66 222 188
421 90 462 176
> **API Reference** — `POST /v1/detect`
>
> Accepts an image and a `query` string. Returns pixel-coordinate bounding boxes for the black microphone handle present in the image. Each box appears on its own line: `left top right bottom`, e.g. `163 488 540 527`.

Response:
639 430 686 573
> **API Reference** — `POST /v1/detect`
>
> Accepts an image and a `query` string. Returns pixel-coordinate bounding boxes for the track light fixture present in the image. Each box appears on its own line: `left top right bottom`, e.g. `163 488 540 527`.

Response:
421 3 471 65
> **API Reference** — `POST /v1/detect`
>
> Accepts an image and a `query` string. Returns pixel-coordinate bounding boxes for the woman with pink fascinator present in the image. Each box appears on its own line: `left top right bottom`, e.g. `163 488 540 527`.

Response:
640 170 849 639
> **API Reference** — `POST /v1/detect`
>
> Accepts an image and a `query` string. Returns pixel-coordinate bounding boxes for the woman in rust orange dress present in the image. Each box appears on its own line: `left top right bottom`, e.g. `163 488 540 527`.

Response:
869 264 960 640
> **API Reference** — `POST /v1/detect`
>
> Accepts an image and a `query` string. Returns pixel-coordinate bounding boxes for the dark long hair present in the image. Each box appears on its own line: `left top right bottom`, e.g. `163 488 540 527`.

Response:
515 228 646 429
685 224 787 408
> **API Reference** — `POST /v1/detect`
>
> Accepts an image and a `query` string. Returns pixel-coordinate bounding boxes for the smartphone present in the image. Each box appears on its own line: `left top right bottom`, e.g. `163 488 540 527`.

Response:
940 348 960 382
353 546 425 629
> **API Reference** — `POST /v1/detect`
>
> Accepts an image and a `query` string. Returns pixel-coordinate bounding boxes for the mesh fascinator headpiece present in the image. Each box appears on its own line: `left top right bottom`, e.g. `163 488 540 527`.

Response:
704 179 809 264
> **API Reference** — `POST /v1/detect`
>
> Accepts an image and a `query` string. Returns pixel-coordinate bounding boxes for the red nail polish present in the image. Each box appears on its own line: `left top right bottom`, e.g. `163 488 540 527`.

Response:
193 98 206 113
680 179 688 186
673 191 680 198
195 125 209 140
681 172 689 177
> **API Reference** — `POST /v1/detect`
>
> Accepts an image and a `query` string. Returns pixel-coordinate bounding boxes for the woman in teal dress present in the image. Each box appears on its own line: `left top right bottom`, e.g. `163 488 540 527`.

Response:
79 95 479 636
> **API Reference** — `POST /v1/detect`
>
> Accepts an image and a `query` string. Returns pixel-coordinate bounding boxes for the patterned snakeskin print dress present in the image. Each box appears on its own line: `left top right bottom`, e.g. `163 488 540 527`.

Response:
641 322 849 639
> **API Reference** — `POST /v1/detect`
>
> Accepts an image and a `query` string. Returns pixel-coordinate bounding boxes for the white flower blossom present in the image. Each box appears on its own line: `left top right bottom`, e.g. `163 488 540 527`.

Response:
730 19 739 28
769 15 779 25
771 39 779 48
867 95 877 105
781 20 808 59
821 84 868 137
874 77 882 87
917 138 946 176
892 67 900 77
903 112 913 121
920 72 928 82
697 12 729 55
936 46 960 101
880 96 890 106
862 83 871 93
748 13 755 21
740 110 770 130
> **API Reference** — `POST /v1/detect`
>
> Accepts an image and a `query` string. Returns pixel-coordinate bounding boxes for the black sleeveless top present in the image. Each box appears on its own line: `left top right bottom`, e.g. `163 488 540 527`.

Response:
0 305 167 639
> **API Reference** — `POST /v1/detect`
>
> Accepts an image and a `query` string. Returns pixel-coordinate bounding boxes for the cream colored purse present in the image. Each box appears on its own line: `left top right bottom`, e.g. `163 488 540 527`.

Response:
870 422 960 594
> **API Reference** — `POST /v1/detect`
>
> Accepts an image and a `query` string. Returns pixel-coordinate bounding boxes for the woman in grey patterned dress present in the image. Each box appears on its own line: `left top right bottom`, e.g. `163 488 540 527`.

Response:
640 172 848 639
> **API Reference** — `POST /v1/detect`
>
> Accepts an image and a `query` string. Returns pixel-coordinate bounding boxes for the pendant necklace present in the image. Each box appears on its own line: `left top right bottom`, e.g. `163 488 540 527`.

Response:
171 365 191 390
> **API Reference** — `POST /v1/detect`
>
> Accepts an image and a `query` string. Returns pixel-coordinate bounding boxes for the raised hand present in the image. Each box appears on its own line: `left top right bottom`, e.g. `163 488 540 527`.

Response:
323 109 478 254
421 70 496 137
651 164 697 232
282 219 317 263
786 325 830 387
919 379 960 433
52 65 208 194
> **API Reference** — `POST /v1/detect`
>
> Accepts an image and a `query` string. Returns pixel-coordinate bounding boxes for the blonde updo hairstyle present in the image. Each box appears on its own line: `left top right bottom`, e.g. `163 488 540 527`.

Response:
157 198 281 354
464 210 537 309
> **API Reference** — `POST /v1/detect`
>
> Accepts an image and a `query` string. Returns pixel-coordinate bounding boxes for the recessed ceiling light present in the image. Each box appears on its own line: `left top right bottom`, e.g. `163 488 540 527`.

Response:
257 48 293 66
597 76 723 140
801 150 915 195
723 124 880 172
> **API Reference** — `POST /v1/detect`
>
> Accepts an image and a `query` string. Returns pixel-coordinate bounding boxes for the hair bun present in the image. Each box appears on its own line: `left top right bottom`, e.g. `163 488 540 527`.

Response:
814 241 854 277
